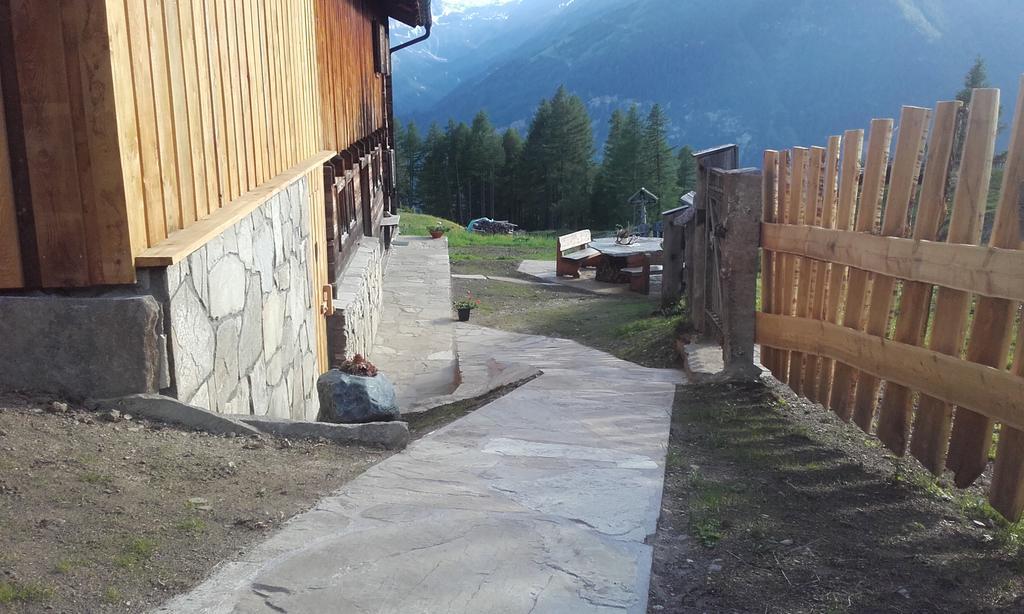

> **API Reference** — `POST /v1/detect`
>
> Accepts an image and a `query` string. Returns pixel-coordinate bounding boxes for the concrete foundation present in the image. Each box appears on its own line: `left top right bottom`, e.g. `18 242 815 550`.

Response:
0 295 166 399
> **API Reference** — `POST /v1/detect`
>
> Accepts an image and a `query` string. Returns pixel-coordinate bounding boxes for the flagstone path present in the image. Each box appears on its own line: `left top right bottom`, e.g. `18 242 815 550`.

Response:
157 238 686 614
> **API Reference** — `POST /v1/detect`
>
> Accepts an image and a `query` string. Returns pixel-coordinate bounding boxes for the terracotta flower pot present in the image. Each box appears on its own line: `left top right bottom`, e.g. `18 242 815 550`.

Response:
457 308 471 322
430 230 445 239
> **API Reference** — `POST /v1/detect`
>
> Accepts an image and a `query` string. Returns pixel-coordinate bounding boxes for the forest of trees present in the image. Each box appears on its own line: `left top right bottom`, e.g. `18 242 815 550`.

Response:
395 85 698 230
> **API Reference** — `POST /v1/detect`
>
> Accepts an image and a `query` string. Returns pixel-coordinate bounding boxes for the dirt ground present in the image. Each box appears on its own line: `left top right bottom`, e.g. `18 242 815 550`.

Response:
0 395 390 613
648 379 1024 614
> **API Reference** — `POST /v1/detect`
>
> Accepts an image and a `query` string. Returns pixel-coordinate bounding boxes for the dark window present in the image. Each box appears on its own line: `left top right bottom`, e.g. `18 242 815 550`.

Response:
372 20 390 76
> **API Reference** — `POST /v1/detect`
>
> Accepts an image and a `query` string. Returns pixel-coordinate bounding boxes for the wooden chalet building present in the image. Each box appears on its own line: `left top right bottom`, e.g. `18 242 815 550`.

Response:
0 0 430 420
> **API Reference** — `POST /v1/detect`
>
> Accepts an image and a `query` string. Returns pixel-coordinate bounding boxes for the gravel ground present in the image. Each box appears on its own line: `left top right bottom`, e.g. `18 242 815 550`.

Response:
0 395 390 613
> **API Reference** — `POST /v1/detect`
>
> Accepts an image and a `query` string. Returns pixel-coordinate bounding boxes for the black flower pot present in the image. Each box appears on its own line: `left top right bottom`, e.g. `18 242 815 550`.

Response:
457 308 471 322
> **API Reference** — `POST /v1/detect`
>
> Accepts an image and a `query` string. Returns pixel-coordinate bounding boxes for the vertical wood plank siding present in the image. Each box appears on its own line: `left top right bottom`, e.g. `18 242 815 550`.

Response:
0 0 389 288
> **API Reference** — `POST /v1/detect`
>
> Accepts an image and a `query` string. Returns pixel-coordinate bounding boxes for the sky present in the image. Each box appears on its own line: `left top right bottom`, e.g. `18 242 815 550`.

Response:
438 0 517 13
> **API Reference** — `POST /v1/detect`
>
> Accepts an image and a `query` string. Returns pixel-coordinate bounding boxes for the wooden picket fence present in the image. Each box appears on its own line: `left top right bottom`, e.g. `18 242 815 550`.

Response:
757 77 1024 521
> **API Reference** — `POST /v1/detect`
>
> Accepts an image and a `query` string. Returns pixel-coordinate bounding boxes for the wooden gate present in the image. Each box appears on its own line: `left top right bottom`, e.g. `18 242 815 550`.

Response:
758 79 1024 520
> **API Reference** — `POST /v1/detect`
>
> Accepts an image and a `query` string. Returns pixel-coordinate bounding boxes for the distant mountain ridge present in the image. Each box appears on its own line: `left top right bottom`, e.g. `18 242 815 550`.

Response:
392 0 1024 161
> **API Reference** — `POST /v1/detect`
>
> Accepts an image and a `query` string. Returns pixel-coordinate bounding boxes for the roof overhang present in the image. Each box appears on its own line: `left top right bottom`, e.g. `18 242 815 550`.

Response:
382 0 432 28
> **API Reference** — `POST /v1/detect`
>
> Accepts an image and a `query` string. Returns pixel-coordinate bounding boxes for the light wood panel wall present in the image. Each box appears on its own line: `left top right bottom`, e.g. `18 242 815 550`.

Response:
1 0 390 288
118 0 323 252
758 81 1024 521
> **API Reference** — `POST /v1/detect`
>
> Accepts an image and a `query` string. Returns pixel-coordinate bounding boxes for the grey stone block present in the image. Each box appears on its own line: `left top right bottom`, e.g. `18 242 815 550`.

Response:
169 281 216 401
207 255 247 318
238 416 409 450
0 295 164 399
238 276 264 374
317 370 399 424
90 393 262 436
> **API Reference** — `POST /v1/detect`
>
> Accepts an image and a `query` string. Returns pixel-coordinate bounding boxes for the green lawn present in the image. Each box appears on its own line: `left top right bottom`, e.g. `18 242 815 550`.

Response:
398 211 557 261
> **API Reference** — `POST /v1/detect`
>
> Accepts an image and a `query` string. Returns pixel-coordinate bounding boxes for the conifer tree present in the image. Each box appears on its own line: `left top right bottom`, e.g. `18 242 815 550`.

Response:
497 128 524 222
395 121 422 209
677 145 697 196
640 104 678 217
520 86 594 229
591 105 643 227
419 123 453 218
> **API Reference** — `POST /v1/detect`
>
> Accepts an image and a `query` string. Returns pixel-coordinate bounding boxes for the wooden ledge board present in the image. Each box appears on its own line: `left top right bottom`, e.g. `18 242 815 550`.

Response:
756 312 1024 432
136 151 334 267
762 223 1024 302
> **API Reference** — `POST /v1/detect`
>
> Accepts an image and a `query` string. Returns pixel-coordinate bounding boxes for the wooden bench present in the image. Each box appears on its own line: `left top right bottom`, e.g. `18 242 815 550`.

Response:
621 263 663 295
556 229 602 278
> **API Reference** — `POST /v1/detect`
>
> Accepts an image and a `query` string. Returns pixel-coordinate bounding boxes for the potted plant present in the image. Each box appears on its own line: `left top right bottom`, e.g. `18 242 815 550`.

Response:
429 221 447 239
453 291 480 322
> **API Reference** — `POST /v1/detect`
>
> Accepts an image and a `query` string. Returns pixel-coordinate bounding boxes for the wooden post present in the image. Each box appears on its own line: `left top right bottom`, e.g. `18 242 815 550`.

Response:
719 168 763 381
660 205 687 309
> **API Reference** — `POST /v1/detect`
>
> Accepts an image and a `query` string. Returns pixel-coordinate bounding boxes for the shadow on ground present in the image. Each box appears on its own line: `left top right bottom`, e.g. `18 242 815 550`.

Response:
648 381 1024 613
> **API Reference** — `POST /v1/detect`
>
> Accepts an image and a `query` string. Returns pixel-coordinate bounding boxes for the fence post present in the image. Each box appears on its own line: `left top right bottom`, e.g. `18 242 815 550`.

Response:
718 168 763 381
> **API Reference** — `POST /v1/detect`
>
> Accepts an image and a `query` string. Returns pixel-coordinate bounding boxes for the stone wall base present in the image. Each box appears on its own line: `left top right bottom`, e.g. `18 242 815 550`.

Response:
327 237 385 367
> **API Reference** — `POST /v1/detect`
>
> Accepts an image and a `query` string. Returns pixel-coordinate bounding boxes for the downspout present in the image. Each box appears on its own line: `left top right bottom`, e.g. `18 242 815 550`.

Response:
390 22 431 54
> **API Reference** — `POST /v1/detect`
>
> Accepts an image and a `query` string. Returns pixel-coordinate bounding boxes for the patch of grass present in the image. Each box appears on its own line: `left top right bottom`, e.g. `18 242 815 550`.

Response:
53 558 76 574
398 211 557 261
687 469 737 547
473 294 686 369
176 516 207 534
0 580 54 604
79 471 113 486
114 537 158 569
103 586 123 604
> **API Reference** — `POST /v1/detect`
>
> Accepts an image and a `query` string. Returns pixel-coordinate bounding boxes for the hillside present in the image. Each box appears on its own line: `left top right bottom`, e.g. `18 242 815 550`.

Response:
393 0 1024 160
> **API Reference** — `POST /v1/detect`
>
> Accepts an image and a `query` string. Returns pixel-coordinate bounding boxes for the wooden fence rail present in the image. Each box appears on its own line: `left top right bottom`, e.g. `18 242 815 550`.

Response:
758 78 1024 521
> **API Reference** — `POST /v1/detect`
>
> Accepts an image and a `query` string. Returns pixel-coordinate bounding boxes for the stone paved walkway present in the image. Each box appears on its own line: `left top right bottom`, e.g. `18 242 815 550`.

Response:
157 239 687 614
370 237 458 410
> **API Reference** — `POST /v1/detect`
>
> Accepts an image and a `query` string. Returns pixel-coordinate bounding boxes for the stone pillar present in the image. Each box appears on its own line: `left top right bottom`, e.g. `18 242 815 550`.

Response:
718 169 763 381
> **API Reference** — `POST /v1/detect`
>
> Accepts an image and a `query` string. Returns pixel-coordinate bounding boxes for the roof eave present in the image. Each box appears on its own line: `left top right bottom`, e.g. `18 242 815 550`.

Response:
383 0 432 28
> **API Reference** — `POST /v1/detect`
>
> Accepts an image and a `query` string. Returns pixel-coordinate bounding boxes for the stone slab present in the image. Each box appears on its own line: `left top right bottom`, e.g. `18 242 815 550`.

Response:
0 295 164 399
370 237 459 409
158 327 685 614
90 394 262 437
238 416 410 450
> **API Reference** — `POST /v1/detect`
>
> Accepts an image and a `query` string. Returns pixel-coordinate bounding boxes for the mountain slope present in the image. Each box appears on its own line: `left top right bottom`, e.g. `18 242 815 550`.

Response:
394 0 1024 160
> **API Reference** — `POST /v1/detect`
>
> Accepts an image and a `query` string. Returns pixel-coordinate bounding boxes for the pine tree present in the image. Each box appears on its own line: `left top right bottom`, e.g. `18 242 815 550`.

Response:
446 120 472 222
497 128 524 222
520 86 595 230
591 105 643 227
395 120 423 209
419 123 452 218
956 56 990 104
640 104 678 219
677 145 697 195
467 111 505 219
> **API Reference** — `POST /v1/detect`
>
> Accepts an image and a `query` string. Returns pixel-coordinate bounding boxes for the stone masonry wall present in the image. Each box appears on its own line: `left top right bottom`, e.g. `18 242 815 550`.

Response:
161 177 320 421
326 237 385 367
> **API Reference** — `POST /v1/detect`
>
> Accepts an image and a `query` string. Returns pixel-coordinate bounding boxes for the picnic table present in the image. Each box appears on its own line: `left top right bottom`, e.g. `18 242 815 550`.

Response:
590 237 664 283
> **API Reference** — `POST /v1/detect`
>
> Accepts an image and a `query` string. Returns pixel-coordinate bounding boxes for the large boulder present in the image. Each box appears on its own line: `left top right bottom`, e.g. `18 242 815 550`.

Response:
317 369 399 424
